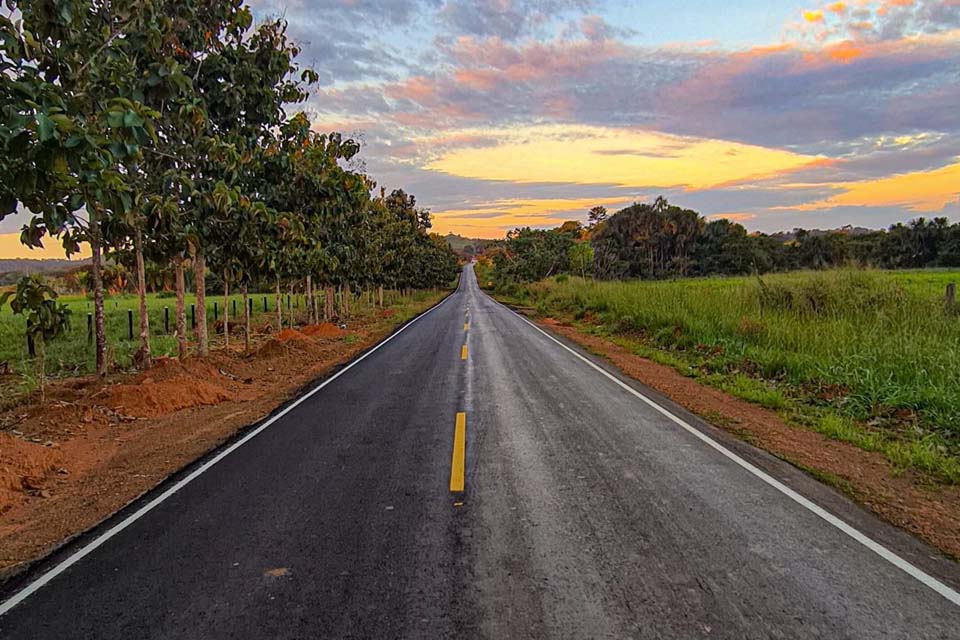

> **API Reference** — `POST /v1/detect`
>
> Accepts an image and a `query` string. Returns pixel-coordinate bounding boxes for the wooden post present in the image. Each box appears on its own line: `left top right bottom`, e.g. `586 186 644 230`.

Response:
164 307 169 334
127 309 134 340
87 313 93 344
190 304 196 329
947 283 956 313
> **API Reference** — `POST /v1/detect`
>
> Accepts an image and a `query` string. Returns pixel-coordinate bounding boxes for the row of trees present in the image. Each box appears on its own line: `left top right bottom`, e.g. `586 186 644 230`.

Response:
489 197 960 284
2 1 458 372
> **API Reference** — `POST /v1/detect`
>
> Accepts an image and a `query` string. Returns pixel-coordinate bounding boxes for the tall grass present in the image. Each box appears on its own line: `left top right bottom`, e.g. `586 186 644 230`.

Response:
507 269 960 479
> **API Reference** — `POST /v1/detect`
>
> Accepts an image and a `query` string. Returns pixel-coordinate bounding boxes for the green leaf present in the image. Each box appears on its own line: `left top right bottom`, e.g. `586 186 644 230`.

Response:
36 114 56 142
122 111 144 128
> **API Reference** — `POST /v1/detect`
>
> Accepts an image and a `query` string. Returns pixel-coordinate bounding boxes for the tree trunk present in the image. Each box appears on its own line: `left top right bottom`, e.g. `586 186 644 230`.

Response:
305 274 314 325
275 276 282 331
90 205 106 375
133 226 151 368
289 282 295 325
223 271 230 348
325 286 334 321
174 257 187 361
193 253 207 356
242 284 250 353
37 337 45 403
344 283 351 318
378 285 384 308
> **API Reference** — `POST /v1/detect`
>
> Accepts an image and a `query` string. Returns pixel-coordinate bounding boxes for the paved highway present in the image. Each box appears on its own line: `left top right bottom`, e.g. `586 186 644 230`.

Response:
1 264 959 638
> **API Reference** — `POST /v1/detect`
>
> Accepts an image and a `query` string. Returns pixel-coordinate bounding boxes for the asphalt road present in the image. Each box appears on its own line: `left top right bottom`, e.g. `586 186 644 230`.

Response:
2 264 959 639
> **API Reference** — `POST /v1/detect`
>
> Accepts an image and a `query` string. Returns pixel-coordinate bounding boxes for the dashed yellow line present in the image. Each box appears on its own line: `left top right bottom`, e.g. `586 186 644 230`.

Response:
461 344 468 360
450 412 466 493
464 322 469 331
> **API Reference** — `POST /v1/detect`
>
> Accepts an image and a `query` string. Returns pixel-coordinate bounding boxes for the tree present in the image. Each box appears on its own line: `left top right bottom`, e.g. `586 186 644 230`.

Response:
587 206 607 228
1 275 70 401
568 242 593 279
3 0 163 375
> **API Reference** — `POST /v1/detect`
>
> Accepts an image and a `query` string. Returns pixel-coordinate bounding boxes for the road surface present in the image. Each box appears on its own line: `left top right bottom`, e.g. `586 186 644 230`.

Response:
1 265 959 638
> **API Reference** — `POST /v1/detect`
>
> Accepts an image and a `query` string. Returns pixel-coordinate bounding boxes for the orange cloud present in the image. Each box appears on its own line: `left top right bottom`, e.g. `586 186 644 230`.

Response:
431 196 635 237
708 212 756 222
425 124 822 191
826 2 847 13
826 40 864 62
782 160 960 212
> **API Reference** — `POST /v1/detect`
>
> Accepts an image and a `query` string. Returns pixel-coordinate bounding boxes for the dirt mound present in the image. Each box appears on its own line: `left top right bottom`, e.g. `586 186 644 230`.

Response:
93 376 234 418
256 329 325 359
140 356 221 384
0 434 63 512
301 323 346 338
277 328 308 341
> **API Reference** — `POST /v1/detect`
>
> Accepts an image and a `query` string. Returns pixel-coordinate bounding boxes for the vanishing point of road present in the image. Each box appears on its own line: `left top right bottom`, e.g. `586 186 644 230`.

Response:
2 265 959 639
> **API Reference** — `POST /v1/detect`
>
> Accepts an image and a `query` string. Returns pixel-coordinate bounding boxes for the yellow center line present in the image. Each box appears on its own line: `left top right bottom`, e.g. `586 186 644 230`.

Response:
450 412 466 493
461 344 468 360
464 322 469 331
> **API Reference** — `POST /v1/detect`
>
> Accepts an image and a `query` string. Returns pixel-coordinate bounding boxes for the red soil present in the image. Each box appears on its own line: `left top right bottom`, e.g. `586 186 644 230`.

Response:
301 323 346 338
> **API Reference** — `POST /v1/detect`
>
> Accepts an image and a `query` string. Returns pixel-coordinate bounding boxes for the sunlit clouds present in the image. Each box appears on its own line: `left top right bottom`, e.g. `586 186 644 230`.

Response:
3 0 958 249
425 125 821 190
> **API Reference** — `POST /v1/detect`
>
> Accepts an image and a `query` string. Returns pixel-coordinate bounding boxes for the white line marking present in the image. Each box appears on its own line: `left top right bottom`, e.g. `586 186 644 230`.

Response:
0 292 456 617
489 294 960 607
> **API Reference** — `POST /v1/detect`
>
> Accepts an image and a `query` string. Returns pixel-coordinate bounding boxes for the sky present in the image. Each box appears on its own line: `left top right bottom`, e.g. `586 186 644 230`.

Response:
2 0 959 257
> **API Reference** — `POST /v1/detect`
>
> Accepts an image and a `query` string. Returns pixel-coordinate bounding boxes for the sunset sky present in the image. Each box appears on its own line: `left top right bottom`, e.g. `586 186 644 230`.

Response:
2 0 958 256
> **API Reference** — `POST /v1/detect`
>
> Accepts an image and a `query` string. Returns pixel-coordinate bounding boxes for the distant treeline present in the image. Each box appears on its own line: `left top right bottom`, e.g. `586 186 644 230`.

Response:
487 197 960 285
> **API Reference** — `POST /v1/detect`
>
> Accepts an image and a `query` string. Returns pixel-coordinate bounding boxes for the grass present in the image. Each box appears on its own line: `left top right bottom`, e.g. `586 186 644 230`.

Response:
0 288 441 394
494 268 960 482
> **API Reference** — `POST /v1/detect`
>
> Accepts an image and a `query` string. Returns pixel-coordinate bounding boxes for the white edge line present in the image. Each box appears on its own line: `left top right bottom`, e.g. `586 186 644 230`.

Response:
0 291 455 617
490 294 960 607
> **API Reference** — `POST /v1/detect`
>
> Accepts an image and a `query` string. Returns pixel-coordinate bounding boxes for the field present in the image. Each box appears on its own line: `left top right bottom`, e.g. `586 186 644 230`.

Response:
495 269 960 482
0 288 432 394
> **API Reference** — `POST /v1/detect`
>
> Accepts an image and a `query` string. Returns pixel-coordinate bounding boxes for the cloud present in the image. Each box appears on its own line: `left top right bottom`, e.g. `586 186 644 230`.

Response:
249 0 437 85
654 32 960 147
431 195 633 236
790 0 960 43
779 160 960 212
424 124 823 190
437 0 594 41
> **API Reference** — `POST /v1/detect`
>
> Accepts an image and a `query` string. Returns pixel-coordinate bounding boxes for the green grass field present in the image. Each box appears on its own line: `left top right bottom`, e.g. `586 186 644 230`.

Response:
497 269 960 482
0 288 435 387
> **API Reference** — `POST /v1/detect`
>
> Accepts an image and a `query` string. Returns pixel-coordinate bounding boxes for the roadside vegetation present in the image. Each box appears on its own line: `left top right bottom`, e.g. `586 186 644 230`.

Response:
1 1 459 396
0 287 441 401
477 199 960 483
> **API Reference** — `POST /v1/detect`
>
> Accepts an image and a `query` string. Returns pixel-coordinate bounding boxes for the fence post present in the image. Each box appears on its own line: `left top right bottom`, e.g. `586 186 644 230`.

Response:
87 313 93 344
190 304 196 329
127 309 133 340
232 299 237 318
214 302 218 322
248 297 253 315
263 296 268 312
947 283 956 313
164 306 169 334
